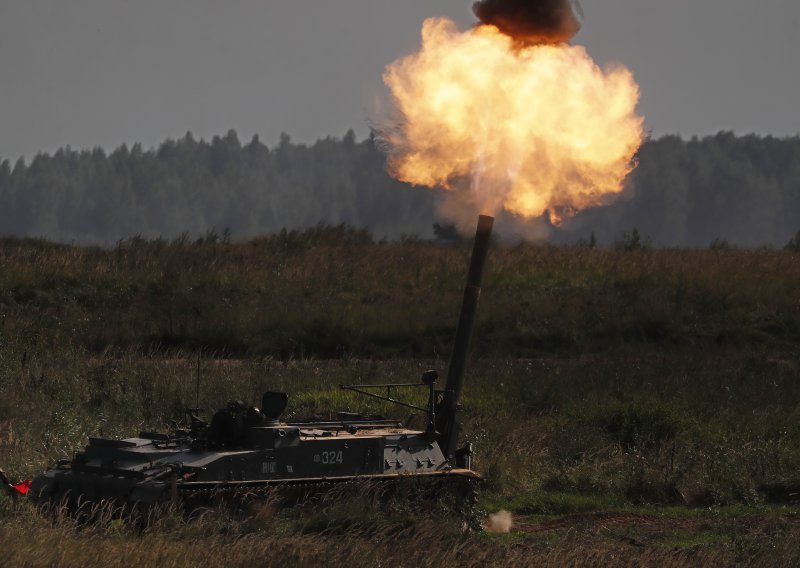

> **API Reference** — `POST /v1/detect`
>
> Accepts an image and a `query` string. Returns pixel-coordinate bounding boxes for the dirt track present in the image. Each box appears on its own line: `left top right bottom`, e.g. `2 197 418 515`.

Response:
514 510 797 537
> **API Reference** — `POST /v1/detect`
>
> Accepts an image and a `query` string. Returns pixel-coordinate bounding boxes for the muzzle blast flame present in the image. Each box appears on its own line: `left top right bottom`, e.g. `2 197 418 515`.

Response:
380 15 644 237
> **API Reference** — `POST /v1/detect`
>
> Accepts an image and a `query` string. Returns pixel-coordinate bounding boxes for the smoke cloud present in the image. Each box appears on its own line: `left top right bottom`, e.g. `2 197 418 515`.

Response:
473 0 581 45
484 510 514 533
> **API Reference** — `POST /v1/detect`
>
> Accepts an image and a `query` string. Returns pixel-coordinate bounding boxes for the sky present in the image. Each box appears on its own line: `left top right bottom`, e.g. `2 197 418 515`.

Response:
1 0 799 160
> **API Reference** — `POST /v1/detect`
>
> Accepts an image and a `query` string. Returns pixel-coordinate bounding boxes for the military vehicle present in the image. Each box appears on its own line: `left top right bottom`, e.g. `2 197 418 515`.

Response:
29 215 494 511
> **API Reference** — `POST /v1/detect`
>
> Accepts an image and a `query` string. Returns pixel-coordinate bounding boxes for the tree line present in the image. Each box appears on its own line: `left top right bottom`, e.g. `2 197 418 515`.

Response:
0 129 798 247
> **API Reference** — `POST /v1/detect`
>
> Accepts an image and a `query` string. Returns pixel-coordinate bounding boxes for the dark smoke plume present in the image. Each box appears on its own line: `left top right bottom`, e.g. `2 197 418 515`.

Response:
473 0 581 45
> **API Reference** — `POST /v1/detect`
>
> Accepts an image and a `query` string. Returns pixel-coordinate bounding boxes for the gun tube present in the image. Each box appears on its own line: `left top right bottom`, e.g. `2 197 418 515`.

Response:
437 215 494 461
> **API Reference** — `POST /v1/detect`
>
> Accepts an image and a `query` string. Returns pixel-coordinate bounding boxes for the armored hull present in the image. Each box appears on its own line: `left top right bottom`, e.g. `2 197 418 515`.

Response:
32 418 479 506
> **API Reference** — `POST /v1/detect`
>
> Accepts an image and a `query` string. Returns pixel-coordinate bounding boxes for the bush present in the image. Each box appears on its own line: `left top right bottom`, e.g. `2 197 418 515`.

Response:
614 228 651 251
785 230 800 251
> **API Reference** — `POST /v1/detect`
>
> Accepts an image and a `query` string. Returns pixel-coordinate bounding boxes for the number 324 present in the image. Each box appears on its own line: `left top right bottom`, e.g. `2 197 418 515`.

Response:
319 451 343 464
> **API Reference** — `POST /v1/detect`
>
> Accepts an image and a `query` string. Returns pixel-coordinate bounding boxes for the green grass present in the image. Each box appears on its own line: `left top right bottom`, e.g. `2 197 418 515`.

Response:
3 235 800 565
665 531 728 550
485 490 627 516
2 233 800 358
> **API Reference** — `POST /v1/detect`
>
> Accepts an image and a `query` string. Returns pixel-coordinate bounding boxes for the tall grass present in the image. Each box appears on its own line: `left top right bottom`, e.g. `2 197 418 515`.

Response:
3 352 800 506
3 493 800 567
2 230 799 357
2 233 800 565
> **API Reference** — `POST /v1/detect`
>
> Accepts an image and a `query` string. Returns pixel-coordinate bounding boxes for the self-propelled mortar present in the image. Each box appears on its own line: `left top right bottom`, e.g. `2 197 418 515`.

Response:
30 216 494 510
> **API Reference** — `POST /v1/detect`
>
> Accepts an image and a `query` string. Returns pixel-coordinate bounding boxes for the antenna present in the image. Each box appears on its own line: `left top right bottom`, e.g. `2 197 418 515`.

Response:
195 350 201 411
183 350 204 429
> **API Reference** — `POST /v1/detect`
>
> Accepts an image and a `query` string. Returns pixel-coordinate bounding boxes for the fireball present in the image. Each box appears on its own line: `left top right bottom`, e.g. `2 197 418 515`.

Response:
382 17 644 228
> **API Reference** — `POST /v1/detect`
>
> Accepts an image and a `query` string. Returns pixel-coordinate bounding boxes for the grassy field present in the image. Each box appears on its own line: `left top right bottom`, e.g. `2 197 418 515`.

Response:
2 231 800 566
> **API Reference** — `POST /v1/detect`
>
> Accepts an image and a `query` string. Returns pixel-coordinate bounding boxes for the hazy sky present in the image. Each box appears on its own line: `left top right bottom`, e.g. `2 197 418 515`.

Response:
1 0 799 160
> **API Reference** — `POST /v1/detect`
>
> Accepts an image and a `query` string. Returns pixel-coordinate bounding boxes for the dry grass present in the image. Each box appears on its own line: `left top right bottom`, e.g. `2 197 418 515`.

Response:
2 233 799 357
2 235 800 565
3 498 800 567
